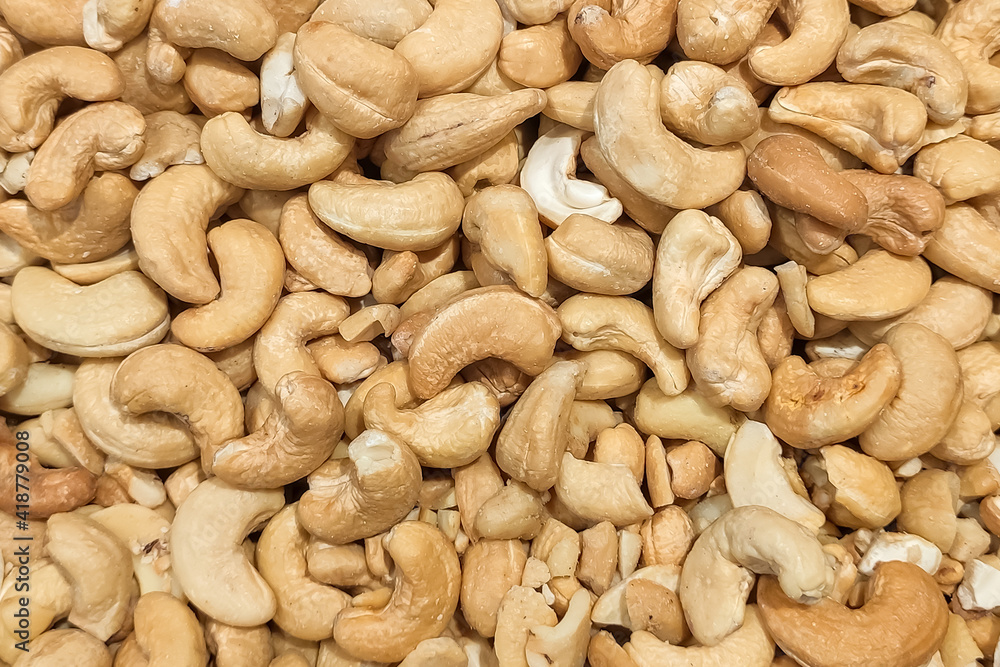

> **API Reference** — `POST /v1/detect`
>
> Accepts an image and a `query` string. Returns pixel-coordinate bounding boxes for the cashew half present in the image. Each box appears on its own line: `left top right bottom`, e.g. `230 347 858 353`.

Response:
747 0 851 86
934 0 1000 114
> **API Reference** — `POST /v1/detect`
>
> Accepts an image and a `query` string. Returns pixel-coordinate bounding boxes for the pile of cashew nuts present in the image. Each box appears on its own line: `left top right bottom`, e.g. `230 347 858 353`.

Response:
0 0 998 664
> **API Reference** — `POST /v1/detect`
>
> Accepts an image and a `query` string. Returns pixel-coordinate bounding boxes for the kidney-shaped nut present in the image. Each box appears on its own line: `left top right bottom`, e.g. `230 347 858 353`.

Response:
659 61 760 145
127 591 208 666
363 380 499 468
18 628 112 666
764 344 902 448
12 267 168 358
24 101 145 212
213 372 343 489
130 164 243 304
520 123 623 227
652 209 741 350
555 452 653 526
806 250 932 321
594 60 746 210
394 0 503 98
559 293 688 397
111 343 244 469
923 205 1000 294
0 46 125 152
45 511 134 641
686 266 778 412
297 429 421 544
407 285 562 399
181 49 259 117
545 215 654 295
859 323 963 461
914 136 1000 204
170 477 283 626
461 539 527 638
675 0 777 65
768 83 927 174
808 444 901 530
83 0 154 53
201 110 354 191
310 0 431 47
567 0 676 70
0 442 96 520
747 0 850 86
758 561 948 667
934 0 1000 114
497 18 582 89
679 505 833 647
333 521 461 662
837 22 968 125
308 170 464 252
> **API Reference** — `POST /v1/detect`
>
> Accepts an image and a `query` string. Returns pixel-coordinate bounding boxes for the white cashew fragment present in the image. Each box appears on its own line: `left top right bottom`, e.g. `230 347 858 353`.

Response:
724 420 826 533
260 32 308 138
957 559 1000 612
519 124 623 227
524 588 592 667
170 477 284 627
858 531 943 577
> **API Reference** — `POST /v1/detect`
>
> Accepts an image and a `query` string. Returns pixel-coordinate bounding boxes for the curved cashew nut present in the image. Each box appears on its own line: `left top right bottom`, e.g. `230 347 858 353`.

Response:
808 445 902 529
914 135 1000 203
12 267 169 357
652 209 742 350
333 521 462 663
24 101 145 211
724 420 826 533
764 344 902 448
497 19 582 89
934 0 1000 114
675 0 778 65
558 293 689 397
659 61 760 145
747 0 851 86
253 291 351 394
129 591 208 666
130 164 244 304
0 172 137 263
806 249 932 321
111 343 244 469
0 46 124 152
45 511 134 641
545 216 655 296
594 60 746 209
201 110 354 191
567 0 677 70
519 123 623 227
170 219 285 352
293 21 417 139
678 505 833 646
407 285 562 399
626 605 775 667
310 0 431 47
260 32 307 138
363 381 499 468
83 0 154 52
18 628 112 666
308 171 464 251
0 361 76 416
170 477 284 626
257 505 351 641
213 371 344 489
394 0 504 97
837 22 968 125
758 561 948 667
685 266 778 412
297 429 421 544
555 452 653 525
89 504 175 597
73 358 198 468
923 204 1000 294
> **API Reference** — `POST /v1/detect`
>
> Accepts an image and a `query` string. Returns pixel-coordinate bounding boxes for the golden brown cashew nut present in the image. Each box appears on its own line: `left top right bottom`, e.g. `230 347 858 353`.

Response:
257 505 351 642
394 0 504 98
181 49 260 118
333 521 461 662
679 505 832 647
45 511 134 641
171 478 284 627
111 344 244 469
859 323 963 461
24 101 145 212
363 381 499 468
686 266 778 412
652 209 741 350
213 372 344 489
675 0 778 65
170 219 284 352
293 21 417 139
594 60 746 210
297 429 421 544
806 250 932 321
407 285 562 399
460 539 527 638
308 171 464 252
659 61 760 145
914 136 1000 203
559 293 688 396
0 0 86 47
130 164 244 304
11 267 169 357
837 22 968 125
758 561 948 667
747 0 851 86
0 442 96 519
545 216 654 296
768 83 927 174
0 47 124 152
923 204 1000 294
567 0 676 70
626 605 774 667
203 113 351 192
764 345 902 448
497 18 582 89
310 0 431 48
934 0 1000 114
128 591 208 666
82 0 154 52
555 452 653 525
